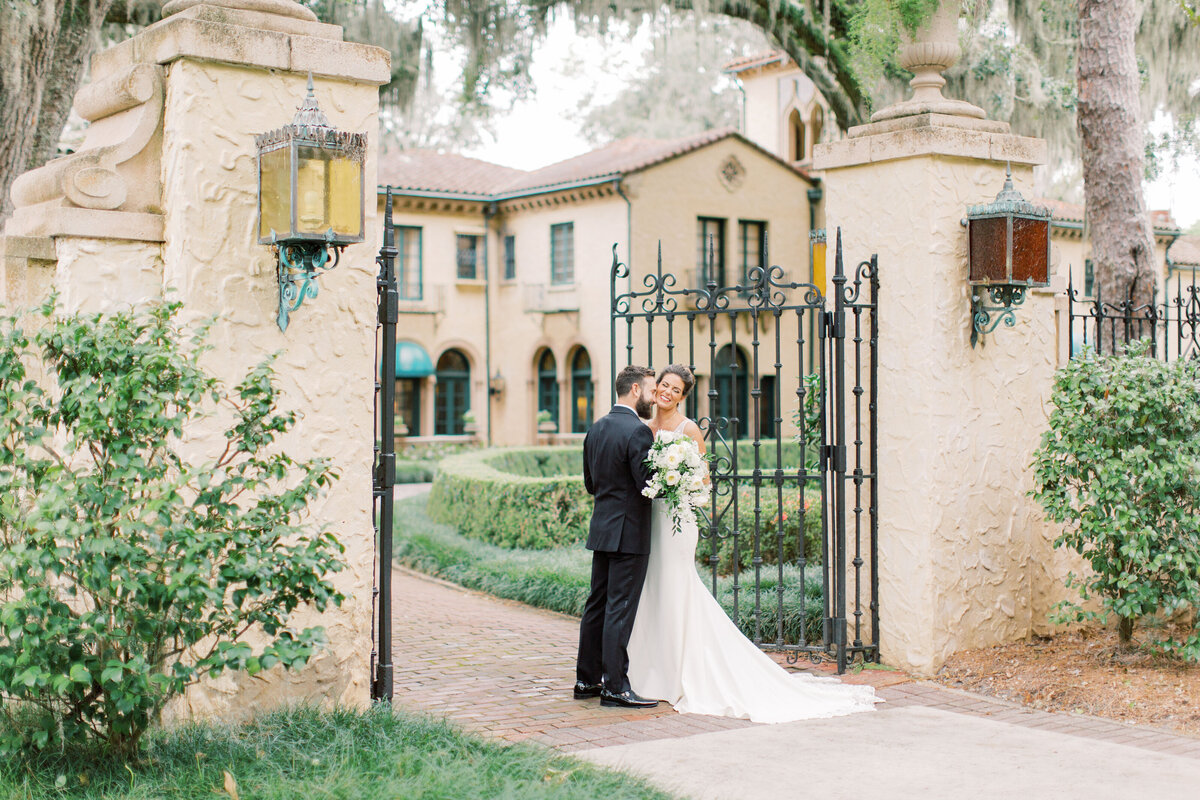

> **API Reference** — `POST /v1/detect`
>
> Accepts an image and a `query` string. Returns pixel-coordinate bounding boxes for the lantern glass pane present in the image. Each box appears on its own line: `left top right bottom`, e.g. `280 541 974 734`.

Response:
328 155 363 239
1011 216 1050 285
969 216 1009 283
295 146 331 235
258 146 292 241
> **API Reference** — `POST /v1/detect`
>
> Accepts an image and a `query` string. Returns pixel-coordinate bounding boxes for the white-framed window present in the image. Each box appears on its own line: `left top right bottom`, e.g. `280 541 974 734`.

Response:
551 223 574 285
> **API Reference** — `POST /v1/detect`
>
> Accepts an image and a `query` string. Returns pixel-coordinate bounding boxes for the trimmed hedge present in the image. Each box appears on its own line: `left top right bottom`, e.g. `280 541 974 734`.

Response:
427 442 816 555
427 446 590 549
395 493 822 645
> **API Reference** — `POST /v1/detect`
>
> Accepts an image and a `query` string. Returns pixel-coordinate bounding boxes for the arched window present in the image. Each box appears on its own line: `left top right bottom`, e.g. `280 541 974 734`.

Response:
434 349 470 435
711 345 749 436
810 106 824 158
788 109 805 163
536 349 558 428
570 348 593 433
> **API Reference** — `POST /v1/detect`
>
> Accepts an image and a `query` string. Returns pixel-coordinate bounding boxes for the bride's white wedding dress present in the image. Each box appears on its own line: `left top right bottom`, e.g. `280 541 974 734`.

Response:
626 424 880 723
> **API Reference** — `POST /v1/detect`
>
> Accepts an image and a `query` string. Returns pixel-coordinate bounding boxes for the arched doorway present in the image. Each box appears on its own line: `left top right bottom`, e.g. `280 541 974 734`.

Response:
395 341 434 437
711 344 749 435
434 348 470 435
536 348 559 430
570 347 593 433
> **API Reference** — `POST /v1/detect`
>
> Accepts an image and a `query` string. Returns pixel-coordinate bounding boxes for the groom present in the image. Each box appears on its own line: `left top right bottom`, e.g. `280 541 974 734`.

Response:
574 364 660 709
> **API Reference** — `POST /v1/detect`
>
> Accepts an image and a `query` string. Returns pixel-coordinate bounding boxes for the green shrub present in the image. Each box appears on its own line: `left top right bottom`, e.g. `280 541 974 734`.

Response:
698 486 823 574
1032 342 1200 659
428 446 590 549
396 494 822 644
0 302 344 757
395 459 437 483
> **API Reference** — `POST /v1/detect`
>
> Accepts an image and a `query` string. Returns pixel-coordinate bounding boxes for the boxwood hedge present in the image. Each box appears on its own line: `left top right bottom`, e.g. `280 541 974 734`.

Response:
427 446 590 549
427 441 816 555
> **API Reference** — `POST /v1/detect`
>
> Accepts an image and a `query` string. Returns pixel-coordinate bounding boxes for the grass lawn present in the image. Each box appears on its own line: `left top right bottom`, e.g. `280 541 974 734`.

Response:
394 492 823 643
0 705 674 799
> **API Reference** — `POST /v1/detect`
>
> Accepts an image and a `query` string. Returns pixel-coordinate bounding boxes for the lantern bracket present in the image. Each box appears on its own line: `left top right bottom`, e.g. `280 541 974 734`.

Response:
970 285 1027 348
274 232 343 331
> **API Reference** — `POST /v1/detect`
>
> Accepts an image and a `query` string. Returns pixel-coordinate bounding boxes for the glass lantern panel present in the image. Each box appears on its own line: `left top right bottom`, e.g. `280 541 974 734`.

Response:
295 146 331 235
1011 216 1050 285
258 146 292 241
968 216 1009 283
328 155 363 240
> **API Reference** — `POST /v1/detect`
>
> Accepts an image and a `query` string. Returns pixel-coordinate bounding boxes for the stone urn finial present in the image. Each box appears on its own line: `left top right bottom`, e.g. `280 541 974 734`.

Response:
871 1 986 123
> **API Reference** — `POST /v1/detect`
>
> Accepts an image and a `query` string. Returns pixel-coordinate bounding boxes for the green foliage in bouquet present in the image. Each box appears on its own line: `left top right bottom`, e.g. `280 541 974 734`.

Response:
1032 342 1200 659
0 301 344 757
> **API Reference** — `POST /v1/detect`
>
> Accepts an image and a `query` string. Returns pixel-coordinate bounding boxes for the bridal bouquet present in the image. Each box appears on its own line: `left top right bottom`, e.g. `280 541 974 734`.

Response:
642 431 710 533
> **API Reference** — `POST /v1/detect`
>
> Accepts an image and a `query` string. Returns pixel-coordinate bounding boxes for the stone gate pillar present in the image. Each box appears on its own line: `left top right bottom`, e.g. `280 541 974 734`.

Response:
2 0 389 713
814 6 1068 675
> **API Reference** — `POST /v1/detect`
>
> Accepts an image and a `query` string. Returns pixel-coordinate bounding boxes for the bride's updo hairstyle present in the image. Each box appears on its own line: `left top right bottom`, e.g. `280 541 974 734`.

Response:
657 364 695 398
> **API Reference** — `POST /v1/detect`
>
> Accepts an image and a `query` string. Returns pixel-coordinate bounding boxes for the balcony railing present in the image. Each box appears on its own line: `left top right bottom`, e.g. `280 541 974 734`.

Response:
524 283 579 314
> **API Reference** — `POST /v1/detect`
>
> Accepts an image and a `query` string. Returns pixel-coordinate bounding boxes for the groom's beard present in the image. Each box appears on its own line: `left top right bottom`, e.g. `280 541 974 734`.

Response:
635 396 655 419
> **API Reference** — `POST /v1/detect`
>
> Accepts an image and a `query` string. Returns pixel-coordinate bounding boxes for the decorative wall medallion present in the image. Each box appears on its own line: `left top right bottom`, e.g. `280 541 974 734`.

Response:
718 155 746 192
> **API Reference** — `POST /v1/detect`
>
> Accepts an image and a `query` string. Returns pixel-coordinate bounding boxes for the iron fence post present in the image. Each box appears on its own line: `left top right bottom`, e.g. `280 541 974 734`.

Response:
372 189 398 704
831 229 849 674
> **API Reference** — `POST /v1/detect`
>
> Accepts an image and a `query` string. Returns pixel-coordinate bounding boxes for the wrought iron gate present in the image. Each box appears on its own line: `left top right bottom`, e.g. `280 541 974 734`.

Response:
610 230 879 672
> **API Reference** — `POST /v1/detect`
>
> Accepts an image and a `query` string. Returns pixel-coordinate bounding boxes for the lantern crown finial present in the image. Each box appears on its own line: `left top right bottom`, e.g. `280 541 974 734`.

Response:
292 72 331 129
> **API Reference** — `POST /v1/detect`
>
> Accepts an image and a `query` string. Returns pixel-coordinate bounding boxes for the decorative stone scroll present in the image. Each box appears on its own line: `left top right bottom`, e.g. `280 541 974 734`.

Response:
7 64 165 241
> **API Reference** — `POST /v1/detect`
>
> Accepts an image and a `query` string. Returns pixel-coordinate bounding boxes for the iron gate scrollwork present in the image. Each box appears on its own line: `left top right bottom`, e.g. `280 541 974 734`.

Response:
610 230 879 673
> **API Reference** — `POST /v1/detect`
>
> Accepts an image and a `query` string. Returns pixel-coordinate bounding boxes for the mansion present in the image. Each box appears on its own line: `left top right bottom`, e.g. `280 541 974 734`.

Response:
384 52 1197 447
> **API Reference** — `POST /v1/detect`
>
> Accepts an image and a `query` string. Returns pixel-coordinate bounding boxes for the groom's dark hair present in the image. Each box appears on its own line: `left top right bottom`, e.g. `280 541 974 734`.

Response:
615 365 655 398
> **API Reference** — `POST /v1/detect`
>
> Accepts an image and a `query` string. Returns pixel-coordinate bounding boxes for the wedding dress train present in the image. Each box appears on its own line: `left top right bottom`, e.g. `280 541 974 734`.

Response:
627 477 880 723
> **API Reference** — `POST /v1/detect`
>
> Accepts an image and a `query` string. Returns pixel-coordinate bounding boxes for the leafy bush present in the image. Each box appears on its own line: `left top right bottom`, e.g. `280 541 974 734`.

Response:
1032 343 1200 659
395 460 437 483
428 447 590 549
394 440 481 484
698 486 823 574
0 302 344 757
395 494 822 644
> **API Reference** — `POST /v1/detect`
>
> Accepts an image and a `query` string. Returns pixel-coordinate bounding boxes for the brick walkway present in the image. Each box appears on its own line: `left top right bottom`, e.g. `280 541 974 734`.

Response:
389 566 1200 758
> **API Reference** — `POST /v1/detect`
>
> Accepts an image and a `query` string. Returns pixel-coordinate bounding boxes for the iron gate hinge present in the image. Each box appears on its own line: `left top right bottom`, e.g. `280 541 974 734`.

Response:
379 288 399 324
823 311 844 340
376 453 395 489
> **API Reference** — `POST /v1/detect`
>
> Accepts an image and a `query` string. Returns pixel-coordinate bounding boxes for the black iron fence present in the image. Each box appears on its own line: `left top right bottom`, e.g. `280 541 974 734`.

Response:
1068 271 1200 360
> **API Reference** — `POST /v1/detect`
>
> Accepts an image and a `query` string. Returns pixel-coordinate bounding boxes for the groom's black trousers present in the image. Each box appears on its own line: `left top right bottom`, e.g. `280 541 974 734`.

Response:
576 549 650 694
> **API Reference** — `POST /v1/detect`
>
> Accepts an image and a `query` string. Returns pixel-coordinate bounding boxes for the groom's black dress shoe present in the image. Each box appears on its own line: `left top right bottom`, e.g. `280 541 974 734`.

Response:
573 681 603 699
600 689 659 709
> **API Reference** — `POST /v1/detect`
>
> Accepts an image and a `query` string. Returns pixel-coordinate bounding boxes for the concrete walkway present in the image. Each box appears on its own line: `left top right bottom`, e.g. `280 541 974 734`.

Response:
389 485 1200 797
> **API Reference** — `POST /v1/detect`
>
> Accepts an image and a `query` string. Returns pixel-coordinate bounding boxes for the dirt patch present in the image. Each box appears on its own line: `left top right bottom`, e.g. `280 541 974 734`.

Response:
935 625 1200 736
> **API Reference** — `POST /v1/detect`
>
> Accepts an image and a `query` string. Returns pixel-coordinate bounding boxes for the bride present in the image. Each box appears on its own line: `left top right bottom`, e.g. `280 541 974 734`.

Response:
626 364 880 723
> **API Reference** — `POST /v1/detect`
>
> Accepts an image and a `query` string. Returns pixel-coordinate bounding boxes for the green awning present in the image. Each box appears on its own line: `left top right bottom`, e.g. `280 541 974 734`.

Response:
395 341 434 378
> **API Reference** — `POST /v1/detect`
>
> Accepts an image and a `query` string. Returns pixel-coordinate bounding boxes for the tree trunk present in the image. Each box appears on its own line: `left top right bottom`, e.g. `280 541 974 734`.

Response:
0 0 114 222
1077 0 1157 310
1117 614 1134 646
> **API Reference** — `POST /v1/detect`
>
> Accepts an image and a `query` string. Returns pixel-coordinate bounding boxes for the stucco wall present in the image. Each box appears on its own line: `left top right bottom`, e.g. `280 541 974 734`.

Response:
821 147 1073 674
148 59 381 716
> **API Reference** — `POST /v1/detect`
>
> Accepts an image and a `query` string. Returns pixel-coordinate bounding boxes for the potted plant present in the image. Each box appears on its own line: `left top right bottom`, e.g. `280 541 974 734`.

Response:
462 409 478 435
536 408 557 433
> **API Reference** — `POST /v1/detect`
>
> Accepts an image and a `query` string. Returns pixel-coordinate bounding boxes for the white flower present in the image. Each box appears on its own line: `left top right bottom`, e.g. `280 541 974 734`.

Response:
665 470 681 486
664 449 682 468
687 475 704 493
642 485 659 498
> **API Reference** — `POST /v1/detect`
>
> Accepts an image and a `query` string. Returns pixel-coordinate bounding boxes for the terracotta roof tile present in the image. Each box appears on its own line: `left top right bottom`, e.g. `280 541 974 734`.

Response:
1171 234 1200 266
377 149 528 197
497 128 739 194
723 50 789 73
1034 197 1180 233
378 129 814 200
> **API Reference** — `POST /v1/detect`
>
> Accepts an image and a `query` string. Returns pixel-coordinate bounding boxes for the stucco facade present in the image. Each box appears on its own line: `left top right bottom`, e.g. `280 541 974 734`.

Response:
379 131 819 447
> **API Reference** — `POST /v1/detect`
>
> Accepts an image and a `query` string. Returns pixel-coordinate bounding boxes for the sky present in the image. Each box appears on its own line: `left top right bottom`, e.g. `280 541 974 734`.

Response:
458 16 1200 229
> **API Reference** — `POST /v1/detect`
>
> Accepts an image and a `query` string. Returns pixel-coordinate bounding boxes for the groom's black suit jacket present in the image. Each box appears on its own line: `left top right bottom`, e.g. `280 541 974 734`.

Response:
583 405 655 555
